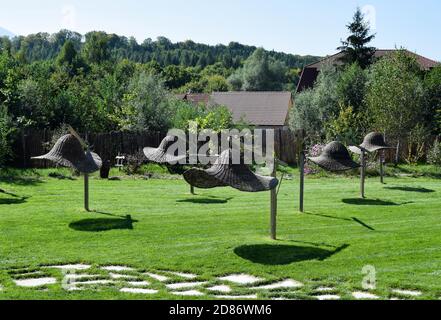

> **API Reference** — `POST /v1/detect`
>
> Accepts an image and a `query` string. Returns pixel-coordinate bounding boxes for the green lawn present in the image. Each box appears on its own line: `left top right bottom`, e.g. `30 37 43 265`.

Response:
1 168 441 300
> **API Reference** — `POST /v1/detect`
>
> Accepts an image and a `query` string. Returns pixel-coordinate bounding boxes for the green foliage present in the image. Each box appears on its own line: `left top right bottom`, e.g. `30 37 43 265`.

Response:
170 100 205 130
337 7 376 68
56 40 77 66
404 123 431 164
82 31 110 64
424 65 441 134
325 104 363 145
120 72 173 132
0 106 13 165
289 64 340 141
427 139 441 166
336 63 367 112
194 105 234 132
162 65 197 89
228 48 289 91
7 30 319 72
366 50 425 140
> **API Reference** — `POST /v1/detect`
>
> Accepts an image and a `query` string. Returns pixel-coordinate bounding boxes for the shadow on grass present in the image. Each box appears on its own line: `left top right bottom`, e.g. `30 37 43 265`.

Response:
0 190 29 205
0 169 44 186
301 212 375 231
177 197 233 204
341 198 408 206
69 215 138 232
0 197 28 205
234 244 349 265
351 217 375 231
384 186 435 193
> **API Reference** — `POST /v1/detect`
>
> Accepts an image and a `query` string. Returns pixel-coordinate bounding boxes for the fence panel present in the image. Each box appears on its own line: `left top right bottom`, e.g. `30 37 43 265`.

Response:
11 128 304 168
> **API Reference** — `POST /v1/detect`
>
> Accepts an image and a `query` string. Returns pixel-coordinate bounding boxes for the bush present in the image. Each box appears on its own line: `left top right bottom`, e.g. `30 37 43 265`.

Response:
0 106 13 166
304 144 325 175
427 139 441 166
289 64 340 142
325 104 364 145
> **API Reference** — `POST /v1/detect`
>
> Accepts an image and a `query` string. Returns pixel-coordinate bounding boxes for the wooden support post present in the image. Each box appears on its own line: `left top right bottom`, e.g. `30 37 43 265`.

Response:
190 185 195 195
270 162 277 240
299 151 305 213
360 150 366 199
379 151 384 184
84 174 90 212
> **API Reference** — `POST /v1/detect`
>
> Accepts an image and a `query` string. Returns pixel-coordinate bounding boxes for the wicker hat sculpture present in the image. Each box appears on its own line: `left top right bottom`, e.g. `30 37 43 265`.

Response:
143 135 187 164
308 141 360 172
349 132 395 186
298 141 360 212
32 134 102 173
360 132 395 153
183 149 279 192
32 128 102 211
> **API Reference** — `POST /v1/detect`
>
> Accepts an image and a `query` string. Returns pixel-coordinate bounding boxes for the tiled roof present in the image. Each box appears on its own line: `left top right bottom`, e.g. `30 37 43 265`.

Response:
210 91 292 126
296 49 439 92
305 49 438 70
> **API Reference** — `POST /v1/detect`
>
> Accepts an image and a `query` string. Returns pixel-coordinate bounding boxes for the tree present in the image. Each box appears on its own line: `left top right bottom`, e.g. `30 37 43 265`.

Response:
162 65 195 89
338 7 376 69
228 48 288 91
336 63 367 112
204 75 230 93
424 65 441 134
289 64 340 141
0 105 13 165
120 72 173 132
83 32 110 64
325 104 364 145
56 40 77 66
366 50 425 162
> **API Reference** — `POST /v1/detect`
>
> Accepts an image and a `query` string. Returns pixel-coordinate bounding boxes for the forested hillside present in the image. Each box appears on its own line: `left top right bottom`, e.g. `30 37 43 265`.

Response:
2 30 319 69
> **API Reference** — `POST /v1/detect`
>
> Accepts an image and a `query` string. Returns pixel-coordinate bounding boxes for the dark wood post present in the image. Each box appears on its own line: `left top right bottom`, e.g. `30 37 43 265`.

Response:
360 150 366 198
190 185 195 195
270 161 277 240
84 174 90 212
299 151 305 213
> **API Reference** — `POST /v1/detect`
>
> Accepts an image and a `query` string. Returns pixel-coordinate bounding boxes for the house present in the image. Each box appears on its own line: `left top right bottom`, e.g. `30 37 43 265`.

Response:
209 91 293 129
296 49 439 93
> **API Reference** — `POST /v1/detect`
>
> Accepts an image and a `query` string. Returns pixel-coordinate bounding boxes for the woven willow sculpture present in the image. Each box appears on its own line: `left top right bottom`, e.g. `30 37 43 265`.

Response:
32 129 102 211
299 141 360 212
143 135 187 164
349 132 396 190
183 150 278 193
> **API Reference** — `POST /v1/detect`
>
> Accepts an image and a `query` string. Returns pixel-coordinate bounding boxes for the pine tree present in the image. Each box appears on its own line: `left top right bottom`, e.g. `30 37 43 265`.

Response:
338 7 376 68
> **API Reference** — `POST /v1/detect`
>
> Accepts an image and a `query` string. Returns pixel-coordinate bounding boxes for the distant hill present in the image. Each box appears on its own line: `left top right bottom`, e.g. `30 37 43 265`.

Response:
0 26 15 38
1 30 321 69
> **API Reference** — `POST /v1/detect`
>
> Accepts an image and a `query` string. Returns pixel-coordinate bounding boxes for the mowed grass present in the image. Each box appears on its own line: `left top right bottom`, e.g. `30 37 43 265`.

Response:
1 169 441 299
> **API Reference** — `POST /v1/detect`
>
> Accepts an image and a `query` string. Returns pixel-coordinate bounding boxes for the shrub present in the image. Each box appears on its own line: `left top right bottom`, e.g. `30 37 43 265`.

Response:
0 106 13 166
427 139 441 166
304 144 325 175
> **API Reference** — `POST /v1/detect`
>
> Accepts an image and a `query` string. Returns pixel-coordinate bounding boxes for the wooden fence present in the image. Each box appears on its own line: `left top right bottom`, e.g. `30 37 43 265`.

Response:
11 128 301 168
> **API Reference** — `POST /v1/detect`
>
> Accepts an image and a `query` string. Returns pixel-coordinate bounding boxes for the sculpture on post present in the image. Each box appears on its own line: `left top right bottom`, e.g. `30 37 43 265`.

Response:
32 128 102 211
143 135 187 165
184 149 279 239
299 141 360 212
183 149 278 193
349 132 395 189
